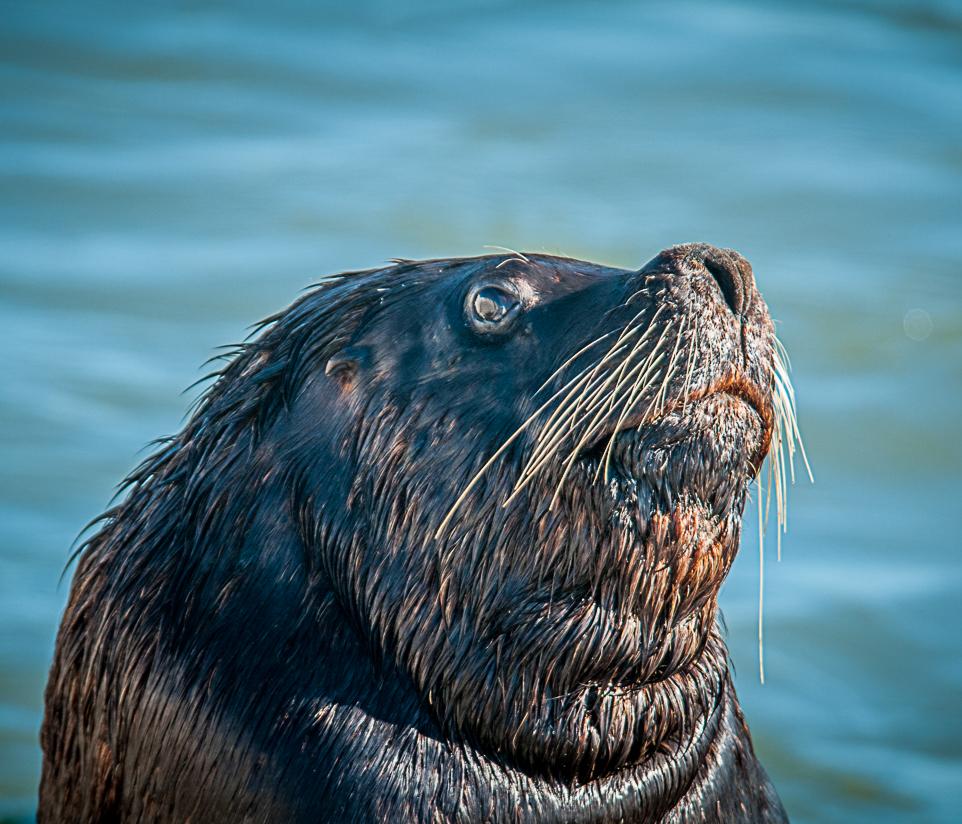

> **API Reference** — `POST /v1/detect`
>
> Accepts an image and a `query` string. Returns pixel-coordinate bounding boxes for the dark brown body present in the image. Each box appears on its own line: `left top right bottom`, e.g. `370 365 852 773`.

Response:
41 245 790 822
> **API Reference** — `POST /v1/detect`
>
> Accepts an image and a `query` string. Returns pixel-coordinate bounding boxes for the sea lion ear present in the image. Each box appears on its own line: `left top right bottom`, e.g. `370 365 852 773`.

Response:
324 345 371 387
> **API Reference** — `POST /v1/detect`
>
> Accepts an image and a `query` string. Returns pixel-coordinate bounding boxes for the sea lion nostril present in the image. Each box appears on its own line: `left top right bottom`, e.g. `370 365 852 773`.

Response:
704 260 742 315
702 253 745 317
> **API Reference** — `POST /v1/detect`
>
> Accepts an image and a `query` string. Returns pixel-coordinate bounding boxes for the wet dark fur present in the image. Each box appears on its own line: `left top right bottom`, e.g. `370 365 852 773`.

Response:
40 244 789 822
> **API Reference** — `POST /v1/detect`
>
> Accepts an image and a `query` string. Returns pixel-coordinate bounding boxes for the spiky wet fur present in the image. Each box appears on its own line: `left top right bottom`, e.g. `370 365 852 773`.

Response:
40 246 791 822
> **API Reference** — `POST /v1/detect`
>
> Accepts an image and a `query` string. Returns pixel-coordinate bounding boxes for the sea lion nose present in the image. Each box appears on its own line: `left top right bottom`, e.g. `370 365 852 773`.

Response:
637 243 756 318
688 244 754 317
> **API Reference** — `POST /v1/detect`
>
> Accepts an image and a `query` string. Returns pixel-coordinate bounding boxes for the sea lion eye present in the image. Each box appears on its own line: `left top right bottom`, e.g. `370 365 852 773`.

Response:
474 287 514 322
466 283 521 335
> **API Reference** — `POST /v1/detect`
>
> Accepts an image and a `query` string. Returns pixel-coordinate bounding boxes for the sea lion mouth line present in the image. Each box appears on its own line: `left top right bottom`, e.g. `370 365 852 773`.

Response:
578 373 775 471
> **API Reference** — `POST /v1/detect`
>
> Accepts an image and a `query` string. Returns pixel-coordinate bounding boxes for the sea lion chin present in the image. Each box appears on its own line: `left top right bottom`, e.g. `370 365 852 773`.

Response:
40 243 794 823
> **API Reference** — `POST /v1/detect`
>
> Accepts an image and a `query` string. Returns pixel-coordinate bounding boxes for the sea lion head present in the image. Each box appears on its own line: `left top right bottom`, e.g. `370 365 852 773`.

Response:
289 244 790 781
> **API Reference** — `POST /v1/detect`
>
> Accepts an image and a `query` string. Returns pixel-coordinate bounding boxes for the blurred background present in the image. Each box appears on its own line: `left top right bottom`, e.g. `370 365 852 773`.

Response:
1 1 960 821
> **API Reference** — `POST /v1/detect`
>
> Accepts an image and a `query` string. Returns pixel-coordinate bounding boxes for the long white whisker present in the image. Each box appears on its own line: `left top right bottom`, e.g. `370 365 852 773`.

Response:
521 306 665 481
524 339 638 472
654 315 689 416
758 468 766 684
596 315 686 482
435 349 619 538
549 320 676 509
484 245 529 263
509 344 666 503
754 333 812 681
533 331 615 397
595 351 668 483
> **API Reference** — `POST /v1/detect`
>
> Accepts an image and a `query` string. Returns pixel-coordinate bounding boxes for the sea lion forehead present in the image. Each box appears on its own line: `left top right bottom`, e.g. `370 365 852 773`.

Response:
452 252 631 307
491 252 628 282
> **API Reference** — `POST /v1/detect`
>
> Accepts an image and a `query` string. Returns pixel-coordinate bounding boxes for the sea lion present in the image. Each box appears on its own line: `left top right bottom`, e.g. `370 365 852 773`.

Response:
40 243 795 822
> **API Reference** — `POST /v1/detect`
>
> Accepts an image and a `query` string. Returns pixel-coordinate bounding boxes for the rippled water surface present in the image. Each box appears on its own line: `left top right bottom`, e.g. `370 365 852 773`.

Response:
2 2 960 821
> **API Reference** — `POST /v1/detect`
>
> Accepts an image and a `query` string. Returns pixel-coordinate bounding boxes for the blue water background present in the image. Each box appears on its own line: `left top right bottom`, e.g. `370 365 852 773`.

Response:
1 2 960 821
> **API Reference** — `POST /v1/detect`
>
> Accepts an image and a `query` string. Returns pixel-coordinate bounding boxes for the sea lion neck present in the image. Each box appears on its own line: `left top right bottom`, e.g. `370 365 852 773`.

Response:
427 620 732 786
401 642 733 823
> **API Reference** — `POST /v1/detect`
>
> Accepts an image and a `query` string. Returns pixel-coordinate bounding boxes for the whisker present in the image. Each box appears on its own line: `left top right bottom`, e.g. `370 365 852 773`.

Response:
549 320 676 509
758 468 766 685
772 339 813 483
508 347 663 503
654 315 689 417
533 331 615 397
593 320 673 469
595 316 684 482
524 338 639 472
521 307 664 481
755 333 812 681
763 338 814 564
484 245 530 263
434 353 613 538
518 365 623 488
595 351 667 483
